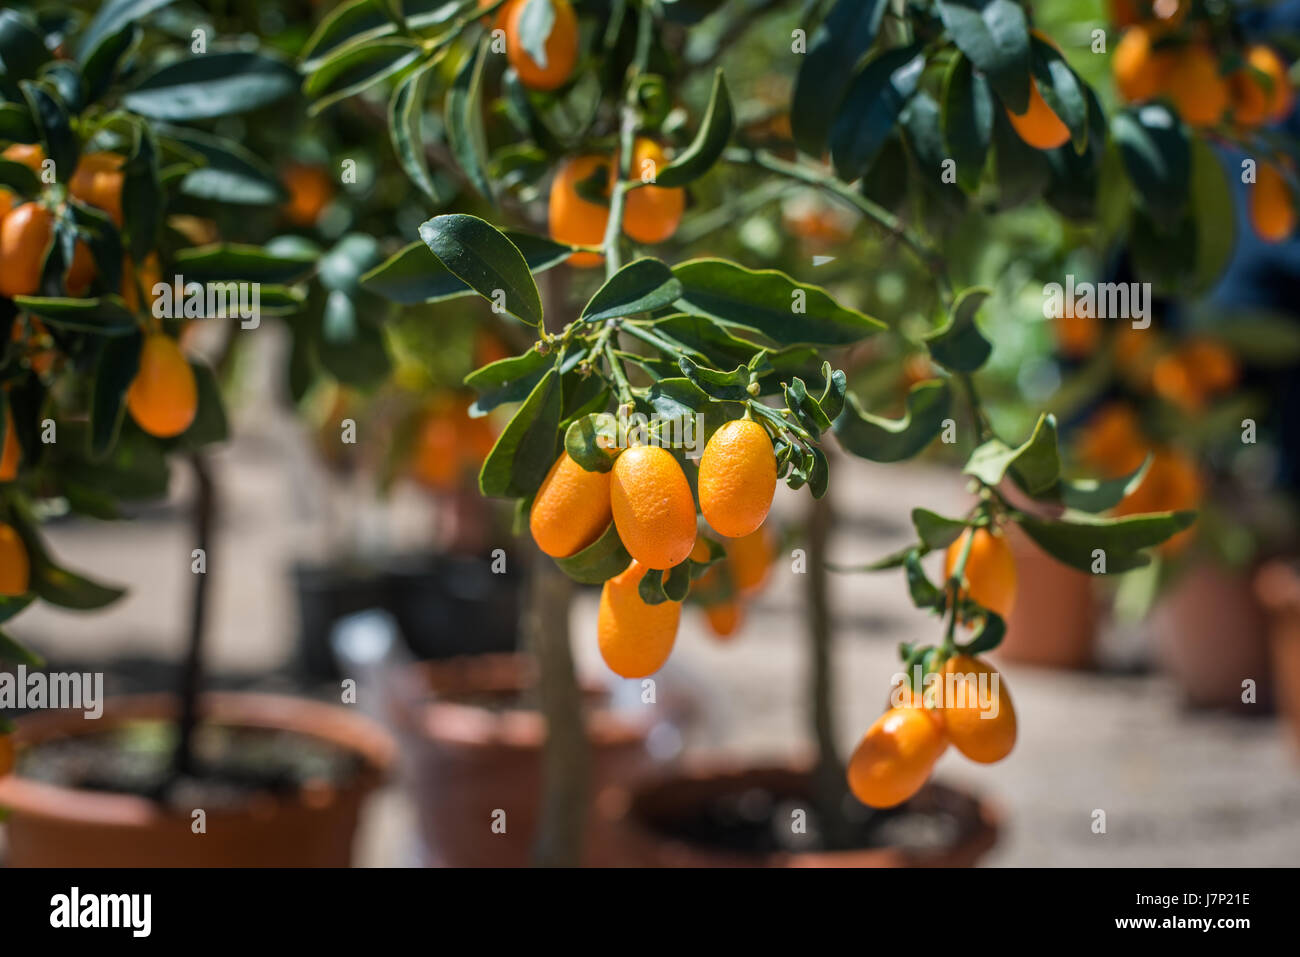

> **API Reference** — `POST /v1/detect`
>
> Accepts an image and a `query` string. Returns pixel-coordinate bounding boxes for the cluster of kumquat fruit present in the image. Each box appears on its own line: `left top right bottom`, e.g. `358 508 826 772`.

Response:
548 138 685 266
848 522 1020 808
529 416 777 677
1110 0 1297 241
0 143 198 445
1076 401 1202 555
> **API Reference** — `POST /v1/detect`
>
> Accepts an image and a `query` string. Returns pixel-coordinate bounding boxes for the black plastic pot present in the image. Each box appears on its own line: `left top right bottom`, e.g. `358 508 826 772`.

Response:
293 552 520 679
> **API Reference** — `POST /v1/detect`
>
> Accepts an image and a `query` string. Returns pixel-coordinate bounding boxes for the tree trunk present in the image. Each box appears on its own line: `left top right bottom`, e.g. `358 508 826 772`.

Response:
173 453 215 780
805 482 852 848
527 549 587 867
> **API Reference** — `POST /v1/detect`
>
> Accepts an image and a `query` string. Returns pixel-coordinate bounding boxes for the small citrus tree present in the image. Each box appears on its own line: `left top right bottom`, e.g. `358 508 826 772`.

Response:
314 0 1204 863
0 1 330 778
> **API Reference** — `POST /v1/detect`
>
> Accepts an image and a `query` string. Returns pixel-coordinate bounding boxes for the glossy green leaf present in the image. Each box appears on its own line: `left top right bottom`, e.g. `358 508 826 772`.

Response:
168 126 287 205
1015 510 1197 574
81 24 139 102
363 231 569 305
12 295 137 334
0 103 37 142
123 51 298 120
581 258 682 323
924 287 992 372
829 44 926 181
937 0 1031 113
654 68 733 187
305 38 424 115
912 508 968 550
76 0 174 62
964 413 1060 495
941 53 994 192
564 412 619 473
390 57 452 208
122 119 161 262
1113 103 1189 230
1029 33 1088 153
419 214 543 327
833 379 952 463
553 521 632 585
992 107 1051 207
0 10 48 81
445 39 494 202
20 80 78 174
678 355 750 401
672 258 881 347
904 549 944 608
790 0 888 157
0 629 42 667
89 329 142 458
1188 137 1234 296
1056 455 1151 513
0 158 40 196
479 367 562 497
174 243 316 284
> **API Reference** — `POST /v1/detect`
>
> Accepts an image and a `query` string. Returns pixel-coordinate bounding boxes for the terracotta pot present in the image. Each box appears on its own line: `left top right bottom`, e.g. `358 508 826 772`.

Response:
398 654 652 867
1150 561 1273 711
616 763 999 867
1000 522 1098 669
0 693 396 867
1254 561 1300 748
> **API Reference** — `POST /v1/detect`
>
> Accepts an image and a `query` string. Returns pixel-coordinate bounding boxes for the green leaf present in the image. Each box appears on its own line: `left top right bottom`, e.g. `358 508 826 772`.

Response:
564 412 619 473
938 0 1031 113
904 549 944 608
0 103 37 142
479 367 562 497
34 562 126 610
790 0 888 157
1056 455 1151 513
941 53 994 192
171 244 315 286
300 0 460 69
76 0 175 62
363 231 569 306
552 521 632 585
1188 137 1234 296
638 566 669 605
20 80 78 175
123 50 298 120
167 126 287 205
924 287 992 372
829 44 926 181
0 629 43 667
964 413 1060 495
901 93 966 215
992 107 1051 207
315 291 391 388
82 24 139 103
516 0 557 71
678 355 750 401
912 508 967 550
672 258 882 347
89 329 142 458
1113 103 1189 230
390 58 451 208
654 68 733 187
465 347 555 413
1029 33 1088 153
0 157 40 196
122 119 161 262
304 38 424 115
833 379 952 463
1014 510 1197 575
12 295 137 334
419 214 543 327
962 610 1005 655
0 10 48 81
581 258 683 323
445 39 494 202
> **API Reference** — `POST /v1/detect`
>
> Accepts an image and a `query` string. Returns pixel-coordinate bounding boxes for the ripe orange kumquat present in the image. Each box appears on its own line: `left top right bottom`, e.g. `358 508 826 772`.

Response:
703 600 741 639
68 152 125 226
1005 79 1071 150
609 445 697 570
944 527 1018 619
0 522 30 597
847 703 948 809
126 334 198 438
0 201 54 298
1113 26 1172 104
530 451 613 558
725 525 773 594
698 419 777 539
1164 44 1229 128
281 163 335 227
937 654 1018 764
622 139 685 245
0 406 20 481
1251 162 1296 243
548 154 609 267
505 0 579 91
597 560 681 678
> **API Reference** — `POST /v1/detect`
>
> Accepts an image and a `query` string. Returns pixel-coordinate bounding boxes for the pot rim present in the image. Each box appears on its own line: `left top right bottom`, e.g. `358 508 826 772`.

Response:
620 758 1000 867
403 654 651 751
0 691 397 829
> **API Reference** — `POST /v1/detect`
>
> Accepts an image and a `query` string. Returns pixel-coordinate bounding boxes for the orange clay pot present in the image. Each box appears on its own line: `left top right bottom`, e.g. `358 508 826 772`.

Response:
999 520 1099 669
1150 561 1273 712
1254 561 1300 750
0 693 395 867
397 654 652 867
616 763 998 867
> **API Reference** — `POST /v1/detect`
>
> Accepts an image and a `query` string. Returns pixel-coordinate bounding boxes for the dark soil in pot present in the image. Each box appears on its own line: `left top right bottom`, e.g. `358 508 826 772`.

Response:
621 764 999 867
